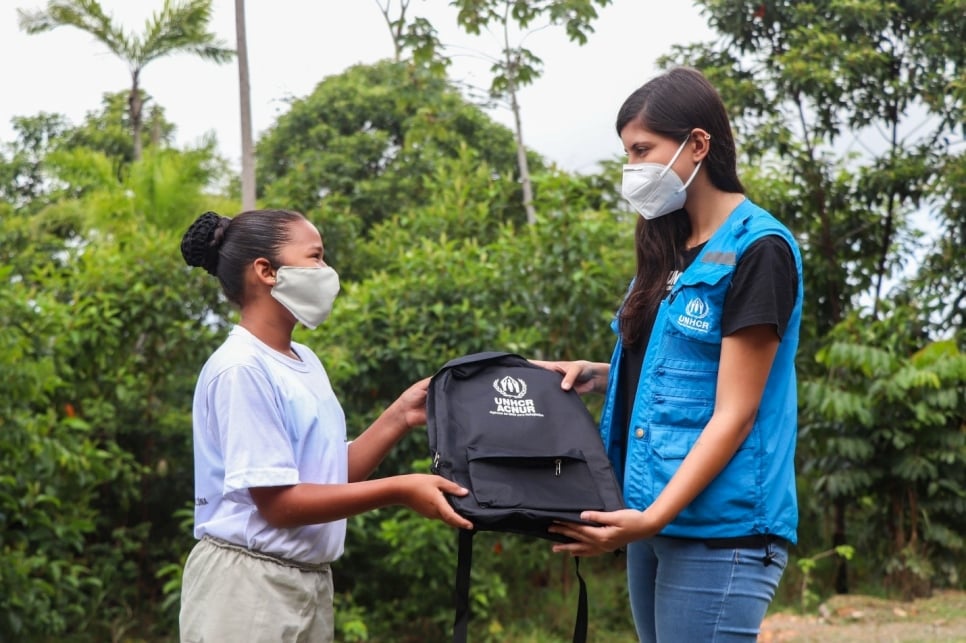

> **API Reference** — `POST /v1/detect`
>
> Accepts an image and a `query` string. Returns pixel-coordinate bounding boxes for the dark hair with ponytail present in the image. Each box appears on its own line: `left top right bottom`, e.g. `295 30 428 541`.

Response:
180 209 306 306
615 67 743 347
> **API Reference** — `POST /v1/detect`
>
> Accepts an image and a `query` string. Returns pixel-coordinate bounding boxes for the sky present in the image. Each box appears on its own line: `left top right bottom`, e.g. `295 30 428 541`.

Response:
2 1 714 175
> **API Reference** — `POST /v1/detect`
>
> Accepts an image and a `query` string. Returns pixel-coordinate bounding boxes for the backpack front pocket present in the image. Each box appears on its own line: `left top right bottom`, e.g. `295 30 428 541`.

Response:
466 446 605 512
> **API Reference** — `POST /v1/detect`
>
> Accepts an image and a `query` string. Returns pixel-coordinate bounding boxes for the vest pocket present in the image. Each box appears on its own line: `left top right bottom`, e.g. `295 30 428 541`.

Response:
664 261 733 344
647 426 757 524
649 360 718 428
466 446 605 511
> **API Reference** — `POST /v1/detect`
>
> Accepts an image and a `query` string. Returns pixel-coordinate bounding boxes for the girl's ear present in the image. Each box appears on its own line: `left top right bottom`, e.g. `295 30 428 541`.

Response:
690 128 712 162
252 257 277 286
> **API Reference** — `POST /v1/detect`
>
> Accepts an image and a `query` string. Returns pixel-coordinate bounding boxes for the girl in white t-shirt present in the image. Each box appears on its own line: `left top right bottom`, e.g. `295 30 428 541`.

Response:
178 209 472 642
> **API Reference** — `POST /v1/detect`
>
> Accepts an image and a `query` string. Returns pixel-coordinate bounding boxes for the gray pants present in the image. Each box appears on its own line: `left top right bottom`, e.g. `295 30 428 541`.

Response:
180 536 334 643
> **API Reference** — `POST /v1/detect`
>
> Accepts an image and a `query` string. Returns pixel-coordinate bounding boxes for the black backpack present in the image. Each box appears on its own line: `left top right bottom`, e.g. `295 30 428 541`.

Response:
427 352 624 643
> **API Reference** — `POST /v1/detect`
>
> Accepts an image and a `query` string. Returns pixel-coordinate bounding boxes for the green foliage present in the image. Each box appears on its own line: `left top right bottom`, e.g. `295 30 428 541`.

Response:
0 113 231 636
1 90 204 221
0 112 71 212
0 268 125 638
451 0 614 96
912 145 966 336
39 142 227 233
797 545 857 613
322 143 522 282
256 59 526 246
374 0 451 76
671 0 966 343
12 228 225 639
62 90 178 165
800 307 966 598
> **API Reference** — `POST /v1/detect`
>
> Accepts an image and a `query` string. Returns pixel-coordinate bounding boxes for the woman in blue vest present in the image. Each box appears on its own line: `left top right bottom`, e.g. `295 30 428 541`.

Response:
537 67 803 641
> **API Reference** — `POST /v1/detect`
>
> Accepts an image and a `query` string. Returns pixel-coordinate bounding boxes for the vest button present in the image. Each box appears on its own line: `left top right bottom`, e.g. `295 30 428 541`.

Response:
634 428 645 439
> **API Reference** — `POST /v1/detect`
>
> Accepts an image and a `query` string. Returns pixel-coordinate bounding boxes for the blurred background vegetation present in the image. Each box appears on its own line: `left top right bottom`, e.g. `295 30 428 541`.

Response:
1 0 963 641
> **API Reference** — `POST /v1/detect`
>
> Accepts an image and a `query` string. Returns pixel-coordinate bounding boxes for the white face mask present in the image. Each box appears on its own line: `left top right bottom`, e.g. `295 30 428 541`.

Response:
621 137 702 220
270 266 341 329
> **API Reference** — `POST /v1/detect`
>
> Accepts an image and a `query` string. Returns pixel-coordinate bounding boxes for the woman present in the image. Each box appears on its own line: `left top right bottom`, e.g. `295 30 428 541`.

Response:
178 209 472 642
538 67 803 641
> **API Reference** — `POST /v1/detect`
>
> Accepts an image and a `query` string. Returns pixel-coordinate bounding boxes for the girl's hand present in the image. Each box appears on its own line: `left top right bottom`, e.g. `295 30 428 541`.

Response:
390 377 431 431
399 474 474 530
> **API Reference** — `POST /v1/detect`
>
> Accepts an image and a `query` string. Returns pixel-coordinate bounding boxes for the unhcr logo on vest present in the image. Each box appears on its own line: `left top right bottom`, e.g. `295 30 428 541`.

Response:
677 296 712 333
491 376 544 417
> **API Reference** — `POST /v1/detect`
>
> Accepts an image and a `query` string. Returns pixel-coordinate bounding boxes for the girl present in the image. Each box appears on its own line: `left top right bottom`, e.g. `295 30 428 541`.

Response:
538 67 803 641
178 209 472 642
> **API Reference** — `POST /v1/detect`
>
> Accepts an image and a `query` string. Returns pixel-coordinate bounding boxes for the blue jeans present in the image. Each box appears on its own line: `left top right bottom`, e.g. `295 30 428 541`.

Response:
626 535 788 642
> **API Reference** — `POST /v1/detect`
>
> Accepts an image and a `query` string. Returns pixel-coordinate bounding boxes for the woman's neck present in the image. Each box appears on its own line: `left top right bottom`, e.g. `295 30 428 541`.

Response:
686 188 745 248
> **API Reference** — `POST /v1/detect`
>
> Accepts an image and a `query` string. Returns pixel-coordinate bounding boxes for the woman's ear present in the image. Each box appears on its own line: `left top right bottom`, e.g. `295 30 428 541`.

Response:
691 128 712 162
252 257 277 286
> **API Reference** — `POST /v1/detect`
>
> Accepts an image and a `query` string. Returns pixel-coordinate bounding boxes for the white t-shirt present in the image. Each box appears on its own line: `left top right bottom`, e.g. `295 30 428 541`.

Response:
191 325 348 564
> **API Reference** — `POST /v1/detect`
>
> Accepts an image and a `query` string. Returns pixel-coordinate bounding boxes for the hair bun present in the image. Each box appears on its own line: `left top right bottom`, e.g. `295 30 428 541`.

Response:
181 211 230 275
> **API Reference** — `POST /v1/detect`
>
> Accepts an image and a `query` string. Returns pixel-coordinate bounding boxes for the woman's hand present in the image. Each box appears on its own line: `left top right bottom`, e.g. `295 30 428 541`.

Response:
529 359 609 395
548 509 663 557
398 474 474 530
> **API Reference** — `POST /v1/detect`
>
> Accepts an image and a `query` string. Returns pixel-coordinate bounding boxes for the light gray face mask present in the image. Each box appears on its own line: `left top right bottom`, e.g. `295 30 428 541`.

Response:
270 266 340 329
621 137 702 220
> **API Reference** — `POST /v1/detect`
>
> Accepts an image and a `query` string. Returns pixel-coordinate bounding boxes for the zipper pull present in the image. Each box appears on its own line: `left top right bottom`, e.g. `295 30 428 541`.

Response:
554 458 562 477
432 452 440 472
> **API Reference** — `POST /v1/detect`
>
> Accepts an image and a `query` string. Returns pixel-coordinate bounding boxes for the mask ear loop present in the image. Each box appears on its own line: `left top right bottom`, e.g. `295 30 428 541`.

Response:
659 137 691 178
675 132 711 193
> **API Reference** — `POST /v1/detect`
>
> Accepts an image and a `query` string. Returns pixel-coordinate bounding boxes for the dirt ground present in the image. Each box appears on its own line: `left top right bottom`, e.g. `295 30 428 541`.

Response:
758 590 966 642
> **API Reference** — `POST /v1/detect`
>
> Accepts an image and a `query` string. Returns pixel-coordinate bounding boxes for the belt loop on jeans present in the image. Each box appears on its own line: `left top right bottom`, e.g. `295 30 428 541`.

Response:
202 535 331 573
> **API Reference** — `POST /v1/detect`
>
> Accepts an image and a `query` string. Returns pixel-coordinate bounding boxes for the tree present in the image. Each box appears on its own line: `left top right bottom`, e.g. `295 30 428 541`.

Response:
451 0 612 223
669 0 964 341
234 0 255 210
18 0 234 161
256 60 532 275
64 90 177 165
800 311 965 599
0 126 232 636
0 113 69 213
375 0 449 75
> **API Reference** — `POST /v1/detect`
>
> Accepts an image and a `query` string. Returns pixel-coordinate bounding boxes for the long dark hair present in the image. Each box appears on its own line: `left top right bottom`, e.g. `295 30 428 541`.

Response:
181 209 306 306
616 67 743 347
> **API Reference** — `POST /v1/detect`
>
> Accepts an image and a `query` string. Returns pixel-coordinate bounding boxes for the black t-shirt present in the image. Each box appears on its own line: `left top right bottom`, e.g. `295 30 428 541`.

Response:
618 235 797 430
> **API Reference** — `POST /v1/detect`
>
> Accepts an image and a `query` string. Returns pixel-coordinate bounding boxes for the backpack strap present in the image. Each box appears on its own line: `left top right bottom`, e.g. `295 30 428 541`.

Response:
573 557 588 643
453 529 474 643
451 528 589 643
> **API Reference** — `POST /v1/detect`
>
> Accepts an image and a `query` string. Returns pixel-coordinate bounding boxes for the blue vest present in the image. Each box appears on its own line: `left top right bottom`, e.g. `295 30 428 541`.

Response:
598 199 803 543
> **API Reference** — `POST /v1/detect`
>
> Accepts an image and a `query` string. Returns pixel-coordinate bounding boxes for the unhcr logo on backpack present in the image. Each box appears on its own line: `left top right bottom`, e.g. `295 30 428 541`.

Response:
677 296 712 333
491 376 544 417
